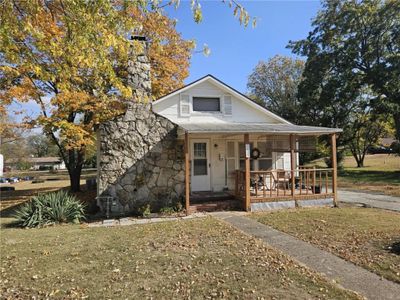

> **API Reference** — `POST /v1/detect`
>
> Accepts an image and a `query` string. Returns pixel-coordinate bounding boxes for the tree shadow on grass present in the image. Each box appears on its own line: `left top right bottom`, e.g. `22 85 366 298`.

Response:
1 184 99 227
388 241 400 255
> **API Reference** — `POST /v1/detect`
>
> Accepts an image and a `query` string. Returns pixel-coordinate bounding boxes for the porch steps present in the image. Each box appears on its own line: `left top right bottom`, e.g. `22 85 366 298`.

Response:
189 199 241 213
190 191 234 203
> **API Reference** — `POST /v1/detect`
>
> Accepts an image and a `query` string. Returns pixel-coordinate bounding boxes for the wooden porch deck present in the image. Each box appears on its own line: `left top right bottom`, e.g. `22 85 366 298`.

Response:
235 167 335 207
183 132 339 214
247 189 334 202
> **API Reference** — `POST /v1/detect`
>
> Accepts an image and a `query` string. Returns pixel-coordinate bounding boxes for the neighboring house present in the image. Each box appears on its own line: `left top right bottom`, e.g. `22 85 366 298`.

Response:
380 137 397 148
97 37 341 216
5 156 66 171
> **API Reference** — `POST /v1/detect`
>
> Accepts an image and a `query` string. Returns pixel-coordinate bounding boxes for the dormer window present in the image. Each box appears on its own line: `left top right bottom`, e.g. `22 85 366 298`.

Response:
192 97 220 112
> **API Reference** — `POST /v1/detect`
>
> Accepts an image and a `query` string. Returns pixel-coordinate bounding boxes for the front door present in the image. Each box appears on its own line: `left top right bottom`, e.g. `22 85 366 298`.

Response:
191 139 211 191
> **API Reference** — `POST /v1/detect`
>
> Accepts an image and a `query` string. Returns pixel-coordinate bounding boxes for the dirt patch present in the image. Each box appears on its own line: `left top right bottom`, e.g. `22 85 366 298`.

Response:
0 179 97 216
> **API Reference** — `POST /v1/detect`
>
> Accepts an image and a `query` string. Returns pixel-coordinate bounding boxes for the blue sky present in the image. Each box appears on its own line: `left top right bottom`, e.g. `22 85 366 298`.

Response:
167 0 321 92
10 1 321 123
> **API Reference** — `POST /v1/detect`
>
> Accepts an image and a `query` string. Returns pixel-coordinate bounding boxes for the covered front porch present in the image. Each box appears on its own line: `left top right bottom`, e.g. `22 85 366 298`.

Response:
180 123 341 214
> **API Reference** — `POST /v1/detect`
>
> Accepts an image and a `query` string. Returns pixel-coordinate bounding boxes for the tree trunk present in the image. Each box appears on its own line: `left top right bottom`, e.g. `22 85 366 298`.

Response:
69 165 83 192
350 146 364 168
356 159 364 168
66 148 85 192
394 112 400 141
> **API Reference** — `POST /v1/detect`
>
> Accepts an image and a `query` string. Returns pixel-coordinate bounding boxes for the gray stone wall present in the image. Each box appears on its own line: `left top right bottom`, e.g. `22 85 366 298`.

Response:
97 36 185 215
98 103 185 215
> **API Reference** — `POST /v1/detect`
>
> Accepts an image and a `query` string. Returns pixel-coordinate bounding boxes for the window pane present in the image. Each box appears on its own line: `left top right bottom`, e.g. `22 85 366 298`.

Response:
193 97 220 111
194 159 207 175
227 159 236 176
259 159 272 170
239 143 245 158
257 142 272 158
227 142 235 158
239 159 254 171
258 142 266 152
194 143 206 158
275 154 284 169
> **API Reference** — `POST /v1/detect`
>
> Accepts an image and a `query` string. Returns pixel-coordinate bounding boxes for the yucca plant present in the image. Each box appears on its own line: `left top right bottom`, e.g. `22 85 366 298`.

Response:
13 198 47 228
13 190 85 228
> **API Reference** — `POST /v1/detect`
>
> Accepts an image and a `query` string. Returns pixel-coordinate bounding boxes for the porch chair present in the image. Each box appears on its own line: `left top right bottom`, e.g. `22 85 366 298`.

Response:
271 169 290 190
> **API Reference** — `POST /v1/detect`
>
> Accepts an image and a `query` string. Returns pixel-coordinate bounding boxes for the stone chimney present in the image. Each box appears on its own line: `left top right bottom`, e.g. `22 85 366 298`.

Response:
98 35 184 217
127 35 151 102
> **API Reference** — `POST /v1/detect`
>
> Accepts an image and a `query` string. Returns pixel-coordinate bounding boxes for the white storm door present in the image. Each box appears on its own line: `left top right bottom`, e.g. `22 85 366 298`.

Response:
191 140 211 191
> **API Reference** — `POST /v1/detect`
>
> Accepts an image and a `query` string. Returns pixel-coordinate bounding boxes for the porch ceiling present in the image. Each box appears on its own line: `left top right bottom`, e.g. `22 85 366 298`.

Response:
177 122 342 136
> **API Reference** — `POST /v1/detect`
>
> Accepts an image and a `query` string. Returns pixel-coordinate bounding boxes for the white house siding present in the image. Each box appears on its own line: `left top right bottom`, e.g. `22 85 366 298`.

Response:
153 80 283 124
210 137 226 191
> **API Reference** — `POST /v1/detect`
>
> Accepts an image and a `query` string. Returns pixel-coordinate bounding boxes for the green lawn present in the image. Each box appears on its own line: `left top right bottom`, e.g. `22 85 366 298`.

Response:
309 154 400 196
338 169 400 196
338 154 400 196
252 207 400 283
0 217 359 299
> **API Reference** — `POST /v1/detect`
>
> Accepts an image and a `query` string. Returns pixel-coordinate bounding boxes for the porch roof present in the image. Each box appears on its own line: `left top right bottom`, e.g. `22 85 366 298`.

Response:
177 122 342 135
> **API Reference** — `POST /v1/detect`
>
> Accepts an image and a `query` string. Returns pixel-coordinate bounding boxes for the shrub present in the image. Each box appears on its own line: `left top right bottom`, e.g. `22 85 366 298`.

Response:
174 200 184 212
159 206 175 215
159 200 184 215
324 150 345 169
138 204 151 218
13 190 85 228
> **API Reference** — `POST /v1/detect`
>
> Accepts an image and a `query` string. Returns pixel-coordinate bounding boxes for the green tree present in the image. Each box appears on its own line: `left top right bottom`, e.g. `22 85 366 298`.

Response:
247 55 305 124
346 111 393 167
289 0 400 139
27 134 59 158
342 89 394 167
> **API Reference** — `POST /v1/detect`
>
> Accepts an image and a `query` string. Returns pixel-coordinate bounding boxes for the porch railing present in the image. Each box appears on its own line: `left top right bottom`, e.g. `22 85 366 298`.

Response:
235 168 334 203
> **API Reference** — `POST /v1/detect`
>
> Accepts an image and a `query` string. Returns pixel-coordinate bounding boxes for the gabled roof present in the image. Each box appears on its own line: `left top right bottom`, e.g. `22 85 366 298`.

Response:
152 74 291 125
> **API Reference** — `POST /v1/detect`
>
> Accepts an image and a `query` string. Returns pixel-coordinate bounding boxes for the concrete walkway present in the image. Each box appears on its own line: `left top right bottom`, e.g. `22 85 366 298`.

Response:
213 212 400 300
339 190 400 212
88 213 207 227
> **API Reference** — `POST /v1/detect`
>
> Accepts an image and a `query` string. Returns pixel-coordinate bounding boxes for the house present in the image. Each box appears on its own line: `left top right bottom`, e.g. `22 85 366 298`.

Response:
97 36 341 215
5 156 66 171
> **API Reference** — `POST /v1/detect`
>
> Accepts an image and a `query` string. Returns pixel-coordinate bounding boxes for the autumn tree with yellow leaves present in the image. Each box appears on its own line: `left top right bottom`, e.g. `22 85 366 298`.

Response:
0 0 253 191
0 1 193 191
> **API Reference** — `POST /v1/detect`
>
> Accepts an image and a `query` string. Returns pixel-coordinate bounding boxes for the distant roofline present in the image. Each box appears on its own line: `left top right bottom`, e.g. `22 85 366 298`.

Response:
5 157 63 164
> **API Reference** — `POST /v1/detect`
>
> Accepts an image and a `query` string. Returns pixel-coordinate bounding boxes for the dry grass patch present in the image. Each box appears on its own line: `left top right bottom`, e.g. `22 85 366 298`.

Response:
341 154 400 170
0 179 86 214
252 207 400 283
0 217 359 299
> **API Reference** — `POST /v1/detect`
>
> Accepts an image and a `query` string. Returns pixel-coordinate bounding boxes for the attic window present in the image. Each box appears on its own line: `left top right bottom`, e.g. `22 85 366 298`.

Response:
193 97 220 112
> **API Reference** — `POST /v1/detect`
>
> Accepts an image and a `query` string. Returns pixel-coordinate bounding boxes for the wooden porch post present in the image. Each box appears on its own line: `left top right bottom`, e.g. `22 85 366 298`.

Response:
184 131 190 215
290 135 296 203
244 133 251 211
331 133 338 207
